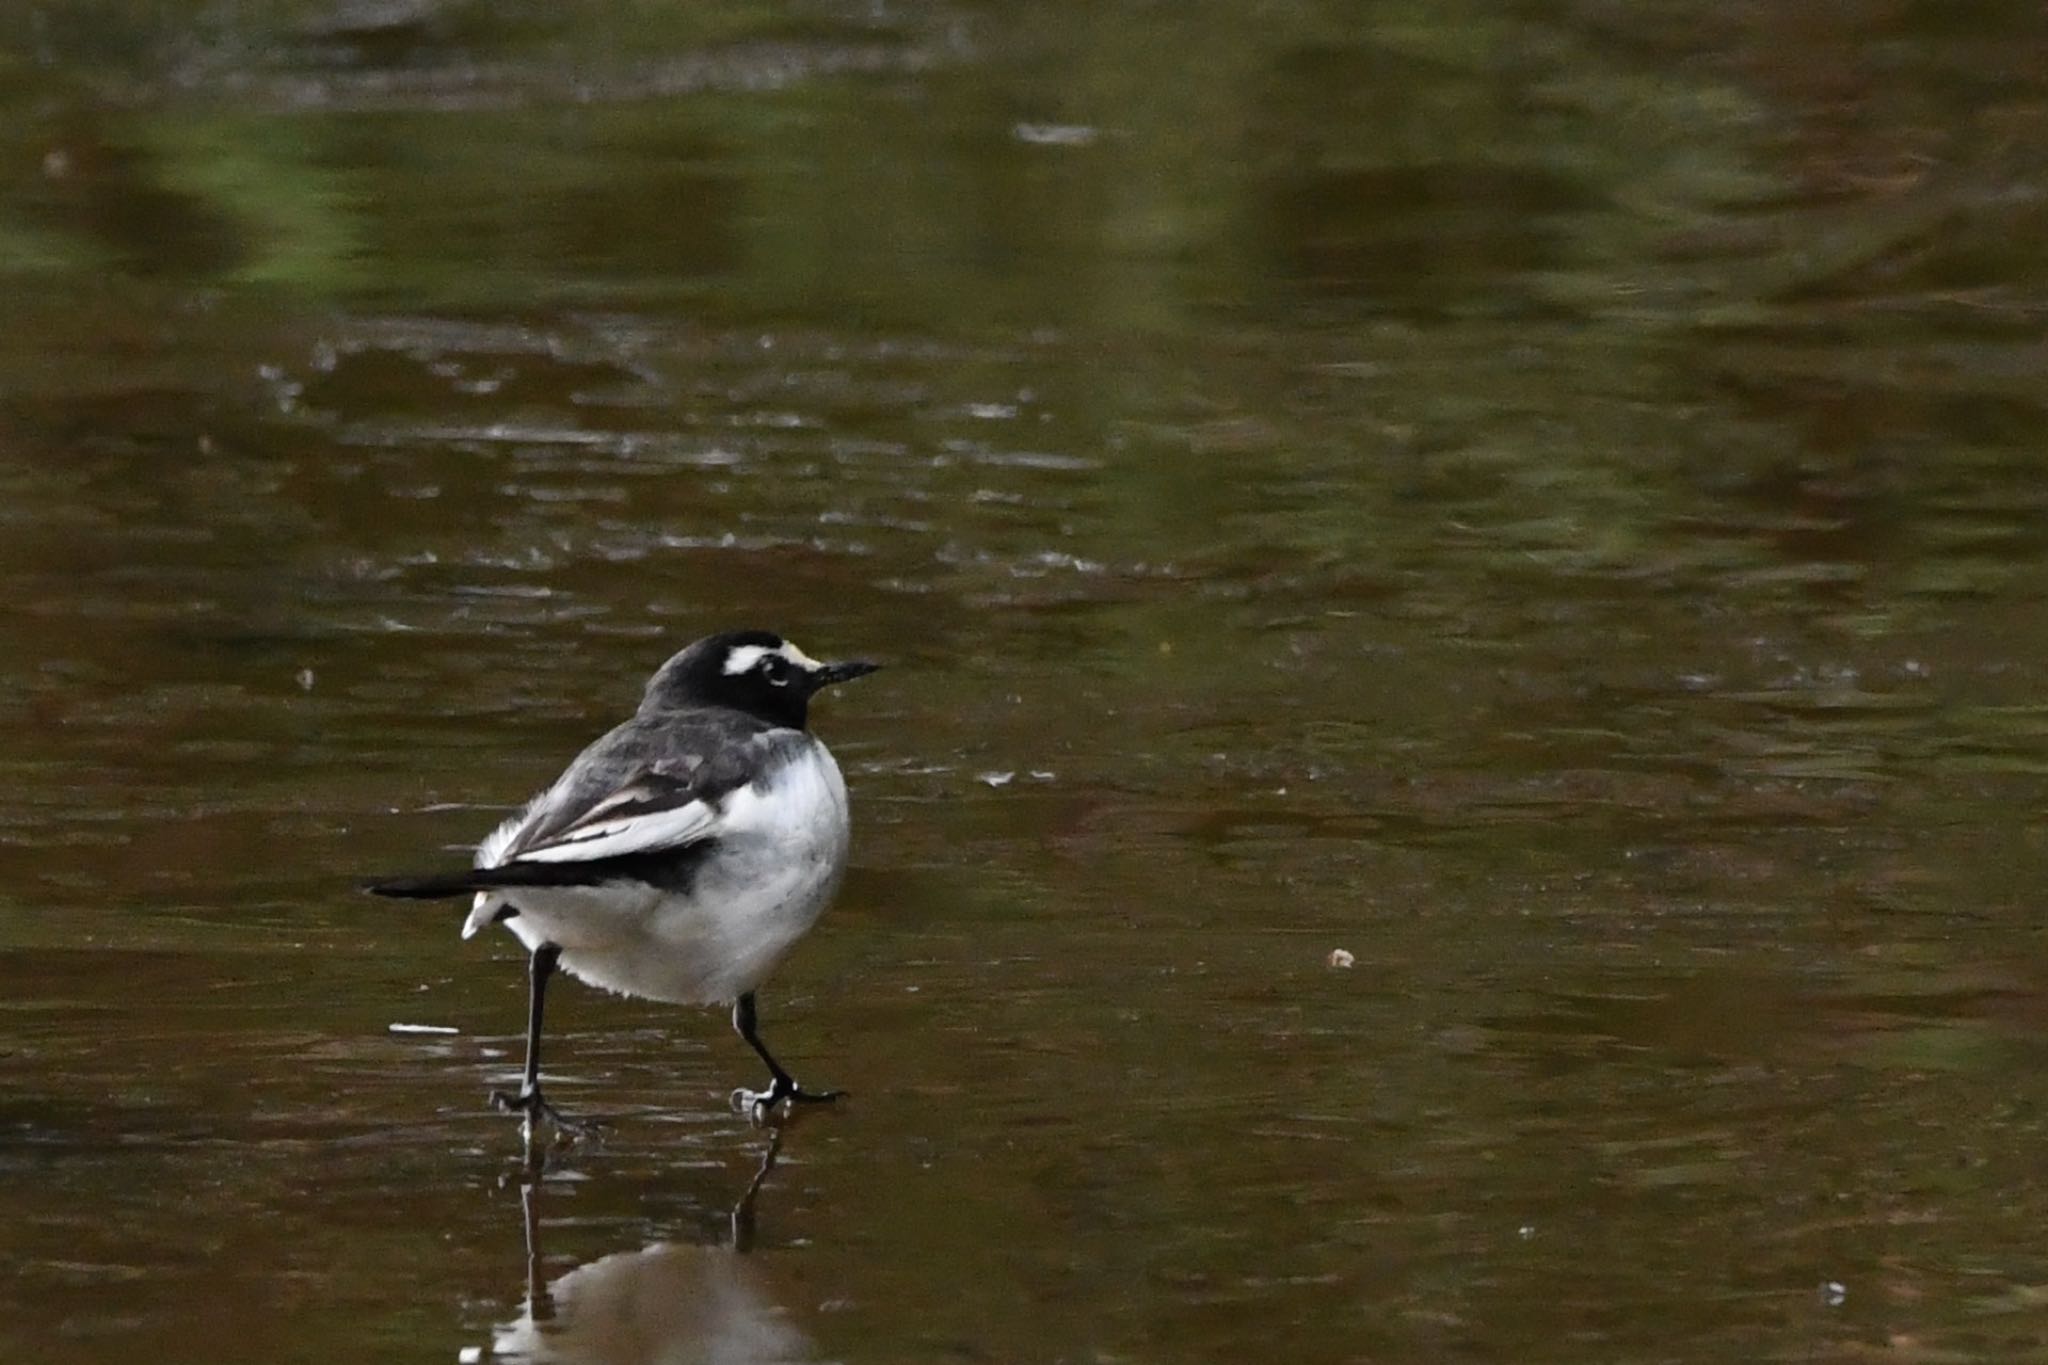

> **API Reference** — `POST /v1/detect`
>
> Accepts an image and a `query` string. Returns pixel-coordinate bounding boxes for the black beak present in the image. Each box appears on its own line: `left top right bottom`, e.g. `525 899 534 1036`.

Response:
810 659 881 691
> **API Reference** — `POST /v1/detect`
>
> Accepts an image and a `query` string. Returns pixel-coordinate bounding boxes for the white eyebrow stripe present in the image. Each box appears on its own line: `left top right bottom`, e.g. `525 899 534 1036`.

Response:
723 644 772 675
778 642 822 670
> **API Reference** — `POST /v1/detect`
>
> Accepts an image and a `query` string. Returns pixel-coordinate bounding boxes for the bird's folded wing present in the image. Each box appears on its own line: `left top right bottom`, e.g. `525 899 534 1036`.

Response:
509 772 726 865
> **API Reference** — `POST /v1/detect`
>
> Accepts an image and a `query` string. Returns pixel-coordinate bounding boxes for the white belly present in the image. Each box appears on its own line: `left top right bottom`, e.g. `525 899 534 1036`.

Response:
490 1241 811 1365
493 743 851 1005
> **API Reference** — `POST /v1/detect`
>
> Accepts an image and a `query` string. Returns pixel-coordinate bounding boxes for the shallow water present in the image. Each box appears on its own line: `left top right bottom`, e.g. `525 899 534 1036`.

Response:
6 2 2048 1361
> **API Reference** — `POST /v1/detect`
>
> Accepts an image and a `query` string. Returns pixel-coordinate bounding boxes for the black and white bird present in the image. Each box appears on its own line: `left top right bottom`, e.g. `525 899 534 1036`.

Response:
367 630 879 1129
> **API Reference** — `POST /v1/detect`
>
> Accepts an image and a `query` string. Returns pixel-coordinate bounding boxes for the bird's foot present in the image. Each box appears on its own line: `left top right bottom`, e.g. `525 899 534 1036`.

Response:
730 1077 844 1124
490 1086 605 1140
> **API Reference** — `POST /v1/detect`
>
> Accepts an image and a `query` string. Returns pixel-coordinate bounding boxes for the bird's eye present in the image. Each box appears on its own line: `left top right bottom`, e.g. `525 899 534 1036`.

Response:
760 656 792 687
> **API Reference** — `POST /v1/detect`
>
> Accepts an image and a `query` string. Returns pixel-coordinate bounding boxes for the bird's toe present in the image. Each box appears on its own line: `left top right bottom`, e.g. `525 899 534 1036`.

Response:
730 1080 843 1125
491 1087 604 1139
791 1086 844 1105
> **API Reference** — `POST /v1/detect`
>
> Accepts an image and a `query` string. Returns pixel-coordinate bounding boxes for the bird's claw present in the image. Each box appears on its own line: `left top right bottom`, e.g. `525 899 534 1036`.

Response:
490 1087 605 1139
729 1080 844 1124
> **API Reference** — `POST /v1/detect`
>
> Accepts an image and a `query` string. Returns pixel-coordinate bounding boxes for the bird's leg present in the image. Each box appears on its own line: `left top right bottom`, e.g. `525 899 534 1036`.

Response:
519 1179 558 1325
730 1128 784 1253
729 991 842 1121
491 942 598 1139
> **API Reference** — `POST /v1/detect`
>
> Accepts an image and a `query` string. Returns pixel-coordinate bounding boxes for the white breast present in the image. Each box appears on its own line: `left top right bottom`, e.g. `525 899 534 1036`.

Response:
501 741 851 1006
487 1240 813 1364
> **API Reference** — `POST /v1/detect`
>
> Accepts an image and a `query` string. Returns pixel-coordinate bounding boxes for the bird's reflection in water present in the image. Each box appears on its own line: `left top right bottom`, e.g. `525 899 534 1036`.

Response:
485 1134 814 1364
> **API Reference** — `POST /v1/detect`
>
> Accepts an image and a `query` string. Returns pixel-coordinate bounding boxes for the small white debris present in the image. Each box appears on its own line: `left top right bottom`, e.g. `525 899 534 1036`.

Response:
296 668 316 691
1013 122 1098 146
459 1347 484 1364
1821 1281 1847 1307
388 1023 460 1036
1327 948 1356 969
978 771 1015 788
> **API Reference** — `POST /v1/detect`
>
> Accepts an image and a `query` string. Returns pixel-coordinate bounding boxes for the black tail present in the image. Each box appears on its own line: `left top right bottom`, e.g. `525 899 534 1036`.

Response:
364 836 719 900
362 870 495 899
361 867 579 899
362 854 694 899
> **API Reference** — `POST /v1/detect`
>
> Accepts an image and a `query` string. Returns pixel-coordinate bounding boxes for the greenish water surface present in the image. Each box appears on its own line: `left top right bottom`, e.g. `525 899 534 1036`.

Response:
5 2 2048 1361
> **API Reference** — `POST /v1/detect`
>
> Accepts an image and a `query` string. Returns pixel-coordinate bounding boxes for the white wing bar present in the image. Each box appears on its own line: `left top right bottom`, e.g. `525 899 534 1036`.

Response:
515 799 722 864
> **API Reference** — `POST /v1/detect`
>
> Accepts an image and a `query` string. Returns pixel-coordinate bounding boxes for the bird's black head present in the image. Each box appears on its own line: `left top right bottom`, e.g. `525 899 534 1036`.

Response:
639 629 880 729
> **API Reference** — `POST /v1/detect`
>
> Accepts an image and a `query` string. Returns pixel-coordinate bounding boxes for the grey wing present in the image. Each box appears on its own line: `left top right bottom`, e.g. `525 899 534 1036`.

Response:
476 714 801 870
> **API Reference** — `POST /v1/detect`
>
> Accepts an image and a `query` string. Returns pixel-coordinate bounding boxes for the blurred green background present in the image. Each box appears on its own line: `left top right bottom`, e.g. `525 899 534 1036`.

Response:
5 3 2048 1362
